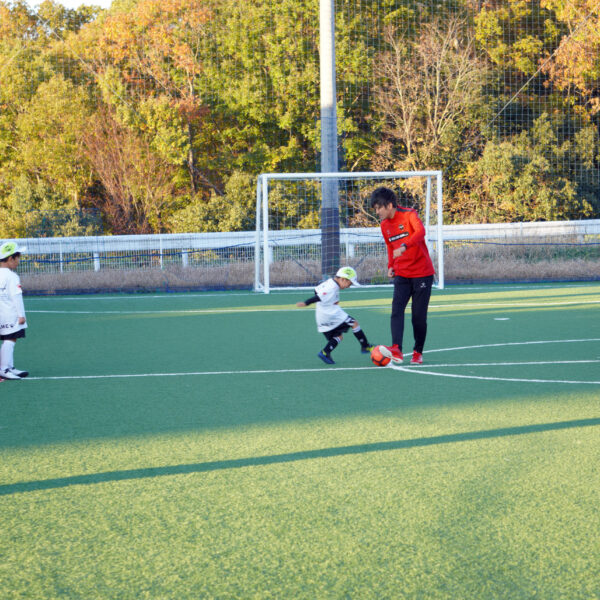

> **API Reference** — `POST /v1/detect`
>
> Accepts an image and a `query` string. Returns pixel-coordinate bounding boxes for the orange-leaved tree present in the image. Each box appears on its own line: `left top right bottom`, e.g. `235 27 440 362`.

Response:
66 0 220 233
541 0 600 115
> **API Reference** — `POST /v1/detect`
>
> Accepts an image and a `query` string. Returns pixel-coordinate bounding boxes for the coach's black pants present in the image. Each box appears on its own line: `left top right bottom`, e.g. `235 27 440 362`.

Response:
391 275 434 353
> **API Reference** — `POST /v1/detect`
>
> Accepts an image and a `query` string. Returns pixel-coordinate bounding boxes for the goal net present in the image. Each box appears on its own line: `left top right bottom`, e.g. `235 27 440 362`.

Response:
255 171 444 292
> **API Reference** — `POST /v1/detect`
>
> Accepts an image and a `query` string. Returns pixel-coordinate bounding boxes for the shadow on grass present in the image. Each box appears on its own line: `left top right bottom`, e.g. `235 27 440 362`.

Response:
2 418 599 496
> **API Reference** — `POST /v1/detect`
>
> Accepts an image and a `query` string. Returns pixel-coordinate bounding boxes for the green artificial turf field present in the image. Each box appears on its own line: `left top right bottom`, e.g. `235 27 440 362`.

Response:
1 282 599 599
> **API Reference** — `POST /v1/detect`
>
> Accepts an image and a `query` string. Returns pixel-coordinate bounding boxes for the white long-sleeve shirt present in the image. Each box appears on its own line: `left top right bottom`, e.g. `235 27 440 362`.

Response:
0 267 27 335
312 278 350 333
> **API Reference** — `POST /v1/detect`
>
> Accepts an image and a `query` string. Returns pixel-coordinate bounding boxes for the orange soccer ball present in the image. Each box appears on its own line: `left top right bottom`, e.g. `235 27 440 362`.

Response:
370 345 391 367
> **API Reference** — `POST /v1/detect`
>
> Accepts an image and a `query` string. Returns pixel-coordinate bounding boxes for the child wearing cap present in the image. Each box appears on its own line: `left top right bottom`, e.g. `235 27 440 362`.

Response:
0 242 29 381
296 266 373 364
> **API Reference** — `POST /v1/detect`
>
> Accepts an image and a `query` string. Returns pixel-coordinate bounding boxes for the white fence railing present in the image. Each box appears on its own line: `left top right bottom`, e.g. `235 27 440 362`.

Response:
432 219 600 241
8 219 600 277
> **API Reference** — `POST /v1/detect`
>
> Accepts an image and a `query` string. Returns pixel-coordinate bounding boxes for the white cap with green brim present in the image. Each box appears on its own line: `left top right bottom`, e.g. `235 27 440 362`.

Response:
335 266 361 286
0 242 27 260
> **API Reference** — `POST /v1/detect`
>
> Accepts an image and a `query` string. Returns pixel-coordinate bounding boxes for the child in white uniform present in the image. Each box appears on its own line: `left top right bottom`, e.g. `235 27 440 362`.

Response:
296 266 373 364
0 242 29 380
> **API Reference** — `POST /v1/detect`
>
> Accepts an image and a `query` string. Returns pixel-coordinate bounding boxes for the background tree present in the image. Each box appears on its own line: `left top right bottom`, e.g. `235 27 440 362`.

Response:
0 0 99 236
1 0 598 236
475 0 600 216
541 0 600 116
371 15 490 216
456 113 594 222
81 105 179 233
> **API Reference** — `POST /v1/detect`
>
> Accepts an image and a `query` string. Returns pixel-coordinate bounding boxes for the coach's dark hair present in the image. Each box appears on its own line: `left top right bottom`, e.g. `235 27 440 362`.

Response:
370 187 398 209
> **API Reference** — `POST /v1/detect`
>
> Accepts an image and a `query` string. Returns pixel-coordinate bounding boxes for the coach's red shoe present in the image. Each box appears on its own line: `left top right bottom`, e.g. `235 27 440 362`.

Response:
380 345 403 364
410 351 423 365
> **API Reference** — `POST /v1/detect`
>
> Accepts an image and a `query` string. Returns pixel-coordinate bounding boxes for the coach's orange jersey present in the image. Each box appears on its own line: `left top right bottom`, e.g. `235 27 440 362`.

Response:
380 208 435 278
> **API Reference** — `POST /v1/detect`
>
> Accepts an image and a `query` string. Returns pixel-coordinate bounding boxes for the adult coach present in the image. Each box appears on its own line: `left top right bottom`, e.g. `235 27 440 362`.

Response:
370 187 435 365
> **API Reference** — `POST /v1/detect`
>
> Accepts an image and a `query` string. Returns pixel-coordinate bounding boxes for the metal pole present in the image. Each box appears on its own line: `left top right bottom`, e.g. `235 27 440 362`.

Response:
262 177 270 293
425 176 432 254
437 172 444 289
254 176 262 291
320 0 339 279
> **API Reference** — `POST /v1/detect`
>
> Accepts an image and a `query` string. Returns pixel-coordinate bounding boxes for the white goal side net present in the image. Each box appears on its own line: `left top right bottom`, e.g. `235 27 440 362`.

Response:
255 171 444 292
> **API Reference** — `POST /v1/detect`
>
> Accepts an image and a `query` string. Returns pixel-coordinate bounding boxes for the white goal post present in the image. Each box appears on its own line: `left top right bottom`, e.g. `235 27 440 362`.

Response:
255 171 444 292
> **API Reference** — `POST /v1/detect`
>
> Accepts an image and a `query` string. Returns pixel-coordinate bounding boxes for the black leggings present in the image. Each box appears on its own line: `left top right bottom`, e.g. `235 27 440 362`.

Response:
391 275 433 353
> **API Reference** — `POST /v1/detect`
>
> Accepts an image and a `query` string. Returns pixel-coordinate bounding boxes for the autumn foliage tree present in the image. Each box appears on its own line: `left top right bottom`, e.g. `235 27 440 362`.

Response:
80 105 179 233
0 0 599 236
541 0 600 116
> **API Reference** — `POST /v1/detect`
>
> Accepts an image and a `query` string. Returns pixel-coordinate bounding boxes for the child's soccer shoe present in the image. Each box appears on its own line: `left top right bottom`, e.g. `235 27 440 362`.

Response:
10 368 29 378
379 345 403 363
410 352 423 365
361 345 374 354
1 368 22 380
318 351 335 364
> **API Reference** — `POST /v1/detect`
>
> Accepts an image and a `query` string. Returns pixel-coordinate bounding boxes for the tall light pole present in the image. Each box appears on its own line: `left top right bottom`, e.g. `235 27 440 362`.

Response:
319 0 340 278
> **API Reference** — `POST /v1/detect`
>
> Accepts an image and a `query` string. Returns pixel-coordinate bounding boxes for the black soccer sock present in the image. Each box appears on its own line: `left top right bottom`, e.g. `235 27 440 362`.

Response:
352 326 370 348
323 337 341 355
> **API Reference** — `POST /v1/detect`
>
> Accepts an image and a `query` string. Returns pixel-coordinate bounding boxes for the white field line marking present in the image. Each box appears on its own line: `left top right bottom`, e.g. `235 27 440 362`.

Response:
22 359 600 383
28 307 393 315
27 292 261 301
390 338 600 385
25 289 390 301
391 366 600 385
24 299 600 315
26 367 376 381
25 282 600 301
408 360 600 367
21 339 600 384
28 308 334 315
426 338 600 353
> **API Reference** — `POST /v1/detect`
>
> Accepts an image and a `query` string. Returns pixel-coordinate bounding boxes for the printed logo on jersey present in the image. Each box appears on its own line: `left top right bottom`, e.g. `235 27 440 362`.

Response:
389 232 409 242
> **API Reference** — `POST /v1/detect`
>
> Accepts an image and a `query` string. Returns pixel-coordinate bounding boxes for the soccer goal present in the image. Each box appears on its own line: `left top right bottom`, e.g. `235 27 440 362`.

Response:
254 171 444 292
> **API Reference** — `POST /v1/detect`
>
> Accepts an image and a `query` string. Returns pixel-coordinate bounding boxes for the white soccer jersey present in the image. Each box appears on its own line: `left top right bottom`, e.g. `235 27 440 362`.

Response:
314 278 350 332
0 268 27 336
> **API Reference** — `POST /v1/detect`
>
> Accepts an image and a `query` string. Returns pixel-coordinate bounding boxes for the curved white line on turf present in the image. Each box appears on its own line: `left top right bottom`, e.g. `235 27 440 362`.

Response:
407 359 600 367
390 338 600 385
426 338 600 353
19 340 600 383
390 366 600 385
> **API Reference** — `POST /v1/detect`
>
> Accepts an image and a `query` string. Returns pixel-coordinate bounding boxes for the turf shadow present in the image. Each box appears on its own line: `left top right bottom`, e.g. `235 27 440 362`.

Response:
1 417 598 496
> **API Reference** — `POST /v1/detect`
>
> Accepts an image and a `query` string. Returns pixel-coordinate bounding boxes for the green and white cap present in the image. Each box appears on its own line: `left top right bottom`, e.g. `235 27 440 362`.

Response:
335 266 361 286
0 241 27 260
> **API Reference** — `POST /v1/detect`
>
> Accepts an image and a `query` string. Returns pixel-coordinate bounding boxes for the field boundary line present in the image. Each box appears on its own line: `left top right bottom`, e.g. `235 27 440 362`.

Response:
23 282 600 302
22 359 600 383
26 299 600 315
17 339 600 384
26 367 375 380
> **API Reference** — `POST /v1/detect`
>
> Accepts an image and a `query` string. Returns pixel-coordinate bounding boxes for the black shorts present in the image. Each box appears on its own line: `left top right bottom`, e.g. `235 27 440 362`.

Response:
323 316 356 340
0 329 26 341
